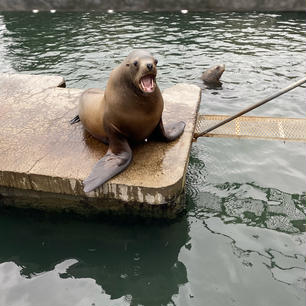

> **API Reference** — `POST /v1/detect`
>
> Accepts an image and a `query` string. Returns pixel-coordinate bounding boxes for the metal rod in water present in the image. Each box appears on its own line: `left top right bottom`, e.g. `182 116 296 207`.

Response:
194 76 306 139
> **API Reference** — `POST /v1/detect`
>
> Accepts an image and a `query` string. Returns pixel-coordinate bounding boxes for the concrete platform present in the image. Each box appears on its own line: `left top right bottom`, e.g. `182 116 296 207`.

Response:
0 73 201 218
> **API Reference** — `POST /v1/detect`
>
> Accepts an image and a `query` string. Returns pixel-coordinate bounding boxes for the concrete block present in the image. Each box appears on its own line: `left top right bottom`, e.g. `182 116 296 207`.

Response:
0 73 201 218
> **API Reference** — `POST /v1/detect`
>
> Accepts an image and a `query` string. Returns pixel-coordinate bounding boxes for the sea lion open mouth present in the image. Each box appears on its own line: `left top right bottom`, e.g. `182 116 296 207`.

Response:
140 74 155 93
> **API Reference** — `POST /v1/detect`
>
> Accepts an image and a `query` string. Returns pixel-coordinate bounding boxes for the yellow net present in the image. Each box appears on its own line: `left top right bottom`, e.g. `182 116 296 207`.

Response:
195 115 306 142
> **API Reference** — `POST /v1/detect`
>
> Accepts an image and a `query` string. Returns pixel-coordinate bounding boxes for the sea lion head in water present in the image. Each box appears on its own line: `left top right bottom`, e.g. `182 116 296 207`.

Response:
124 49 158 94
201 64 225 86
72 49 185 193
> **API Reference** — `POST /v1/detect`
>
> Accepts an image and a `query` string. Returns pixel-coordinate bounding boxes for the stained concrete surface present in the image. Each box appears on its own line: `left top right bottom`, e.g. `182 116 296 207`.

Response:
0 73 201 217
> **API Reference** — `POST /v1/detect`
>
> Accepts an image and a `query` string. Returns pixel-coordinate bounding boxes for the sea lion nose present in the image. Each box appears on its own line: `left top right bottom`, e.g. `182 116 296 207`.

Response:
147 63 153 71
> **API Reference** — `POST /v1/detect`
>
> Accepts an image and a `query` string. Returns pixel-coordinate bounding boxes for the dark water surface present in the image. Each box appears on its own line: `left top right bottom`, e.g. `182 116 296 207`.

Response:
0 11 305 306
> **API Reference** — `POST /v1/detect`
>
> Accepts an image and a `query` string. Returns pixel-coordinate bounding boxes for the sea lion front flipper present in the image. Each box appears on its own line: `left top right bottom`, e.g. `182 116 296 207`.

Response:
83 138 132 193
151 119 185 142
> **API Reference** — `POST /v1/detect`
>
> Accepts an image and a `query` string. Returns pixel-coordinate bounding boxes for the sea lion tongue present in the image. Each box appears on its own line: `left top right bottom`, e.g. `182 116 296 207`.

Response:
141 75 154 92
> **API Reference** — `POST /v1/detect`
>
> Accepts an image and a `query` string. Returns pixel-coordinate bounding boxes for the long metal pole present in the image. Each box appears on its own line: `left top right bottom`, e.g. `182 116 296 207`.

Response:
194 76 306 139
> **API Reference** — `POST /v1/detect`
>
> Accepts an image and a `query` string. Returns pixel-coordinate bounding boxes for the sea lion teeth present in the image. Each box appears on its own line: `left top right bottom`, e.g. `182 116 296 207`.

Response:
140 75 154 92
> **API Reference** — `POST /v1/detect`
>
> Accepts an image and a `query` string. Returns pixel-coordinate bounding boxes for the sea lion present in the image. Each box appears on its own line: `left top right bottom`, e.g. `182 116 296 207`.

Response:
71 49 185 193
201 64 225 86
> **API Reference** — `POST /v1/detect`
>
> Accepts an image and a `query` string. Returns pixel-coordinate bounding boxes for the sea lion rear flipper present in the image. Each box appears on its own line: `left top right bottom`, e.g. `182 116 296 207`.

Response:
83 139 132 193
151 119 185 142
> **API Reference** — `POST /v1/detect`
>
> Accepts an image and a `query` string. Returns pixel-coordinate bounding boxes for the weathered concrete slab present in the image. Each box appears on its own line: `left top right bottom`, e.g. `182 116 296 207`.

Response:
0 73 201 218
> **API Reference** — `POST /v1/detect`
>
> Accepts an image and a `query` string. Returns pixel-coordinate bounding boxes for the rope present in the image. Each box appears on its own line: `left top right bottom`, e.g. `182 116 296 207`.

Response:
193 76 306 140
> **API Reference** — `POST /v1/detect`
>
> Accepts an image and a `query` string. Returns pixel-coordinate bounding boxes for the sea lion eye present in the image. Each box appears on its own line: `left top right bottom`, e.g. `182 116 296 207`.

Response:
133 61 138 67
154 59 158 65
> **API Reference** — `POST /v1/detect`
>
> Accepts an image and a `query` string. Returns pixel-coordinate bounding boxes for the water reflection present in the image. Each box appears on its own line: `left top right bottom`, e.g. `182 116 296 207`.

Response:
204 217 306 289
182 143 306 305
194 182 306 233
176 215 305 306
0 213 189 306
187 143 306 234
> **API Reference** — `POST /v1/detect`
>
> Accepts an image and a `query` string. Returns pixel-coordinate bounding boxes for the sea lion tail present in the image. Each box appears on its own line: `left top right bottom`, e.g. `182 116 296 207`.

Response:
70 115 80 124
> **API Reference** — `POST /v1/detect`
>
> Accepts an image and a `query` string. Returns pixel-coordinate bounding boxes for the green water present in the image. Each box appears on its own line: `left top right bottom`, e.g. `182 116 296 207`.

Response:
0 11 305 306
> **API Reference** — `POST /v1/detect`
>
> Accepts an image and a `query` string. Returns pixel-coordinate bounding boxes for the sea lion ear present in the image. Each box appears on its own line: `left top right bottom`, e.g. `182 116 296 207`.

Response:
154 59 158 65
126 63 130 67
